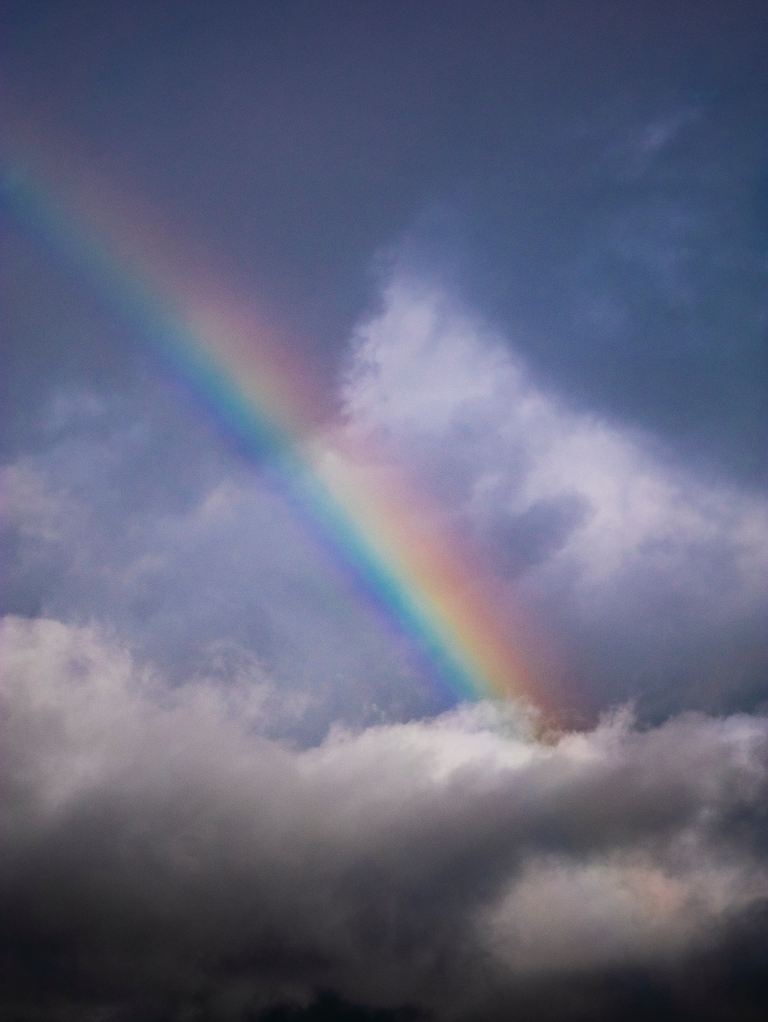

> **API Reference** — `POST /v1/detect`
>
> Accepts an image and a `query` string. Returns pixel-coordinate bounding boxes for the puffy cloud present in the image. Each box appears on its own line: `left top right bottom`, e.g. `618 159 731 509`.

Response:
341 276 768 712
3 614 768 1020
342 275 768 590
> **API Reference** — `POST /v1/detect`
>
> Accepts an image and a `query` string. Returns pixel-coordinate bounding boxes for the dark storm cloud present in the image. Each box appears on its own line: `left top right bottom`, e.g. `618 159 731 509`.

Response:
3 614 768 1021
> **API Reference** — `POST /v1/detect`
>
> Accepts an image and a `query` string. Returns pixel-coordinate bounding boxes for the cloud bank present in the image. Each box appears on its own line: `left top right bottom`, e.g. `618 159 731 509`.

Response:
4 614 768 1021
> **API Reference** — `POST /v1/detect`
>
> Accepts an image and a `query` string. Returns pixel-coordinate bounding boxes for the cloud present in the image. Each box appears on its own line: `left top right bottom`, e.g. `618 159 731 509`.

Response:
3 7 766 1018
0 427 444 733
4 267 766 726
342 275 768 589
340 275 768 713
3 614 768 1020
3 265 766 726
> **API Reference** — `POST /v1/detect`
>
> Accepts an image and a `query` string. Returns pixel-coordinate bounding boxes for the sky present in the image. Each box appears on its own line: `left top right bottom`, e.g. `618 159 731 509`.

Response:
1 2 767 1019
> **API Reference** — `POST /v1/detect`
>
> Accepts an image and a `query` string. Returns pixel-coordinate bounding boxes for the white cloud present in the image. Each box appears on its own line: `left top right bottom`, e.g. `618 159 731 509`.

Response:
341 274 768 619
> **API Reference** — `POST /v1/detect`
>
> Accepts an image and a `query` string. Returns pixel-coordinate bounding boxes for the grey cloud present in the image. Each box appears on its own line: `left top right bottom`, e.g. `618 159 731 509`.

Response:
3 615 768 1020
479 496 590 576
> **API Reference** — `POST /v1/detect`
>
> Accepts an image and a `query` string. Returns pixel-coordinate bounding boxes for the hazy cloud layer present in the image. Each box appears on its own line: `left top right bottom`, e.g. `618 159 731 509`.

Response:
3 267 767 728
0 445 441 736
3 614 768 1021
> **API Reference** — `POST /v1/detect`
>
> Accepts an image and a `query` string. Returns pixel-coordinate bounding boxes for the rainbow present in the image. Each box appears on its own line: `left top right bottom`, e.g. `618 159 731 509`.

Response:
3 156 548 712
